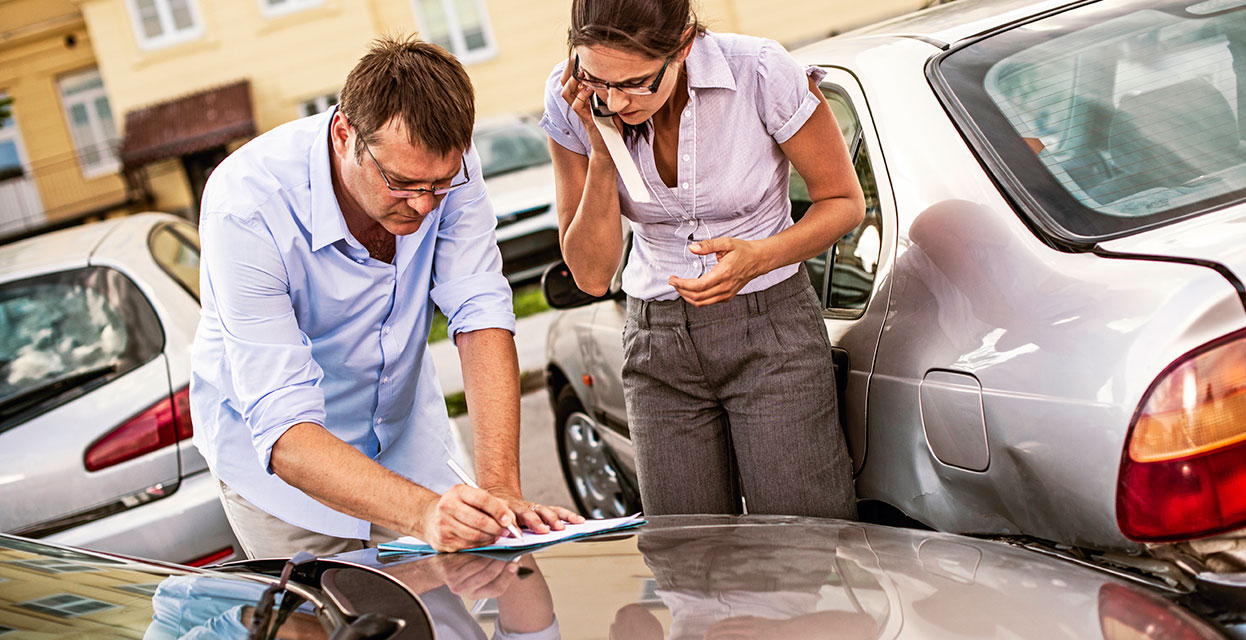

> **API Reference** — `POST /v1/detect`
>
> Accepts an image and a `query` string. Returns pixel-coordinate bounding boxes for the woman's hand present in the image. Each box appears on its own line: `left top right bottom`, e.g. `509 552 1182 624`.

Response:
668 237 770 306
558 56 615 158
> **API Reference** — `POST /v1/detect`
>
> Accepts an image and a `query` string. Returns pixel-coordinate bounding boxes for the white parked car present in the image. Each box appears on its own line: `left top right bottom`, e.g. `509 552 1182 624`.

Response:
475 116 562 283
0 213 237 565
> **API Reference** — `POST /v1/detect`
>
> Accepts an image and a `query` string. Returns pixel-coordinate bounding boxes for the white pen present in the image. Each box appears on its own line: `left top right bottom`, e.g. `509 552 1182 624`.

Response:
445 457 524 540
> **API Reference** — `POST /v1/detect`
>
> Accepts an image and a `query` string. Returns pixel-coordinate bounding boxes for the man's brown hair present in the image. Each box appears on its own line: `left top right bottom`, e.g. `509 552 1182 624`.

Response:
339 34 475 159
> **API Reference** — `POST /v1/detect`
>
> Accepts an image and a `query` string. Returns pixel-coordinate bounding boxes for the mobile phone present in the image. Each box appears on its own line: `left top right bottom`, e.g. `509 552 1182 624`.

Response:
590 93 615 118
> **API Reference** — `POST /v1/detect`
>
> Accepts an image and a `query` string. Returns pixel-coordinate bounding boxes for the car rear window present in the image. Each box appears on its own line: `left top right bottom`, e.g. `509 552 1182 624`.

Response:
0 267 163 431
934 0 1245 242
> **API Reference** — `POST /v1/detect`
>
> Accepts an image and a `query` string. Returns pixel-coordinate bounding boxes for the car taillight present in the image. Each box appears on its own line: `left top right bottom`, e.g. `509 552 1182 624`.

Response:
84 386 194 472
1117 331 1246 542
1098 583 1223 640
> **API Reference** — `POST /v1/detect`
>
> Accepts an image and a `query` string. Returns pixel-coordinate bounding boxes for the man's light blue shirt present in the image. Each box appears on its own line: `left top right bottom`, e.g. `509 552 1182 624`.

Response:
190 108 515 539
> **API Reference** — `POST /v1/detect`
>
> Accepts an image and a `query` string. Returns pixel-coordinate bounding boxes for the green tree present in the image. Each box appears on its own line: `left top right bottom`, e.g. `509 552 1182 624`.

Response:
0 95 11 123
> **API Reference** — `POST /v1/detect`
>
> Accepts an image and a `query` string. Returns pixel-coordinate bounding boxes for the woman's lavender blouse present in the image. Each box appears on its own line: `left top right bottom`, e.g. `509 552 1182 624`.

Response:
540 31 828 301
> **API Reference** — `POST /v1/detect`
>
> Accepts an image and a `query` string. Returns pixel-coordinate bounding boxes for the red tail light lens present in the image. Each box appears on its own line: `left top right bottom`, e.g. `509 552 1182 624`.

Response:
84 386 193 472
1098 583 1223 640
1117 331 1246 542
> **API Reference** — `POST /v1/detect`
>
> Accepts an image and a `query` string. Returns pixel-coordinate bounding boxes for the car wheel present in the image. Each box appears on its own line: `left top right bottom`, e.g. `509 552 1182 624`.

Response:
555 387 640 519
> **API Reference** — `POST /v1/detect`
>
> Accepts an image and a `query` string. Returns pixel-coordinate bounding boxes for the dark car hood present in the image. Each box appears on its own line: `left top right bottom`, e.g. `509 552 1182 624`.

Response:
335 514 1221 639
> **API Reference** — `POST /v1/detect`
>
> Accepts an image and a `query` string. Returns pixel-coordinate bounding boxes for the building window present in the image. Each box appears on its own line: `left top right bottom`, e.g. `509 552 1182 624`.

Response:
18 594 118 619
412 0 496 63
260 0 324 18
7 558 97 574
115 583 161 597
58 69 121 179
299 92 338 118
126 0 203 49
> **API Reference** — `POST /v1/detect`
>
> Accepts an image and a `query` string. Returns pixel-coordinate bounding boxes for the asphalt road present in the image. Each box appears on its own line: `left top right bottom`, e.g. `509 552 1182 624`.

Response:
453 389 578 512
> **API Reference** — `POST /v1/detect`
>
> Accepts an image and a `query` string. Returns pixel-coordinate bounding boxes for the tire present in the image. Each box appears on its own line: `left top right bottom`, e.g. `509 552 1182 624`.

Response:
554 387 641 519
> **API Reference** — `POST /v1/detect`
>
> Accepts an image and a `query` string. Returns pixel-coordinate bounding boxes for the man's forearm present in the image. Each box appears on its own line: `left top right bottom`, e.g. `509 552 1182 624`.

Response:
456 328 522 495
269 422 436 535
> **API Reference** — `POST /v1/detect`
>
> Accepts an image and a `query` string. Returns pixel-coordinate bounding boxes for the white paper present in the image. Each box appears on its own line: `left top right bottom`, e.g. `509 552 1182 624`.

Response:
591 114 651 204
382 514 643 552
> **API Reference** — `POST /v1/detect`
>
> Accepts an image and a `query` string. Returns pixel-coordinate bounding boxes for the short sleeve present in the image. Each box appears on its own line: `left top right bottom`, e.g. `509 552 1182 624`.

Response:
538 61 590 156
755 39 827 144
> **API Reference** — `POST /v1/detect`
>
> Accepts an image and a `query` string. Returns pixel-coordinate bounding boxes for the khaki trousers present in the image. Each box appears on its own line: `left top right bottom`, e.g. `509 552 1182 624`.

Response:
216 479 401 559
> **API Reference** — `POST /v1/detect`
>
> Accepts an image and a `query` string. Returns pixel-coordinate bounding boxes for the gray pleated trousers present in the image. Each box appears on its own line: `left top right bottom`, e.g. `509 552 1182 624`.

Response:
621 266 857 519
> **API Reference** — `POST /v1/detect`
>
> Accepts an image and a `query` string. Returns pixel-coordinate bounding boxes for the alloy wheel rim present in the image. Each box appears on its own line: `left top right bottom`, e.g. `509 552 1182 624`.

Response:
564 410 627 519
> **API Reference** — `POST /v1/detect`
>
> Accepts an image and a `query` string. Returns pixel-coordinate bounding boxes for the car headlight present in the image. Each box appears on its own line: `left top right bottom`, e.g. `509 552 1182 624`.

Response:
1117 329 1246 542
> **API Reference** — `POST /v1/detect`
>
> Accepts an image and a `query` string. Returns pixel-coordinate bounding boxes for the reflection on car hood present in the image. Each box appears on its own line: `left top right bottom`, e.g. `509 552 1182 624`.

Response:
1098 203 1246 299
485 163 556 219
339 514 1220 639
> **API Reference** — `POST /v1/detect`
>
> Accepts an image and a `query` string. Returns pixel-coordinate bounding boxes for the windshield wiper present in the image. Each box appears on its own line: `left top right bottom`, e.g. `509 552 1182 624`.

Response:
250 551 317 640
0 364 119 418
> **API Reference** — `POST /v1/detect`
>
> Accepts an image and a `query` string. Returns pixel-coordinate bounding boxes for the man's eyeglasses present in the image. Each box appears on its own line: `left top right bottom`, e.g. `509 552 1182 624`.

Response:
573 54 672 96
360 137 470 199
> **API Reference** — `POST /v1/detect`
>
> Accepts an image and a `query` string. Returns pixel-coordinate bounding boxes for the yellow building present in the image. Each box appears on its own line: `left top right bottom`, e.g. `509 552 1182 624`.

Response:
43 0 929 218
0 0 138 240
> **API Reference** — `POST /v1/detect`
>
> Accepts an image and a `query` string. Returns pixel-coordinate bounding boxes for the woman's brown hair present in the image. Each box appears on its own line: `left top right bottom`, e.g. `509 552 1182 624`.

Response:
568 0 706 143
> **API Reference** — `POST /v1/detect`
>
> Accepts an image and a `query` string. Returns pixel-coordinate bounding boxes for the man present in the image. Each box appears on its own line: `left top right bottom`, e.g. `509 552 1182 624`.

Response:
190 35 581 558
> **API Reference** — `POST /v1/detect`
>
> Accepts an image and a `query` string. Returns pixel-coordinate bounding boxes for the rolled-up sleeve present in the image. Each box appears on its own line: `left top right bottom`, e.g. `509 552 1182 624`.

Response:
538 62 589 156
430 146 516 344
200 211 326 470
756 39 828 144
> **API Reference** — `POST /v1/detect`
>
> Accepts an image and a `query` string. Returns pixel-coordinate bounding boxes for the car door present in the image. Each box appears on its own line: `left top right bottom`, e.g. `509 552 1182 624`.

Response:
790 72 897 472
0 266 176 535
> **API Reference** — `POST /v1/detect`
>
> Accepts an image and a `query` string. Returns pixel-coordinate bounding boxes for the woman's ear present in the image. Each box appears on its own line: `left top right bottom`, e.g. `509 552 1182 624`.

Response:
677 26 696 62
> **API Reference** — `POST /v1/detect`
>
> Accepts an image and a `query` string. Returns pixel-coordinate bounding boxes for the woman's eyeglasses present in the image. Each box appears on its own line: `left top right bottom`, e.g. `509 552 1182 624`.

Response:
573 54 672 96
360 137 470 198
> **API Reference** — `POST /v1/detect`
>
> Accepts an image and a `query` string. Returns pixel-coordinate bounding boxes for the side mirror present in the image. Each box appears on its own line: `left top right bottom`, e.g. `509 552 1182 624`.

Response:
541 261 615 309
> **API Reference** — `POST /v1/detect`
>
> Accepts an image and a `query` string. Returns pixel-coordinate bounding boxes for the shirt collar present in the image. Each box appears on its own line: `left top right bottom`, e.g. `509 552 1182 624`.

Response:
685 32 736 91
309 106 352 252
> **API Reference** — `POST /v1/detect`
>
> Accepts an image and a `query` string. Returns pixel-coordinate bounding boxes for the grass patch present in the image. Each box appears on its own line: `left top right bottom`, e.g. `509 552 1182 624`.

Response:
428 283 550 344
445 371 547 418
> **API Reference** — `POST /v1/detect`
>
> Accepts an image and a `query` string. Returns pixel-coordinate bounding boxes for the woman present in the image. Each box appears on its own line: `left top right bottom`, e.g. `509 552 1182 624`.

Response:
539 0 864 518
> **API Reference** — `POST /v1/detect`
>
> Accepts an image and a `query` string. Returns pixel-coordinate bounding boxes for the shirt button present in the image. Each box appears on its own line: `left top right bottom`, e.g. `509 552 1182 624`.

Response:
355 259 365 264
381 376 389 384
682 154 690 162
376 418 383 425
683 110 691 118
383 327 391 335
681 182 689 190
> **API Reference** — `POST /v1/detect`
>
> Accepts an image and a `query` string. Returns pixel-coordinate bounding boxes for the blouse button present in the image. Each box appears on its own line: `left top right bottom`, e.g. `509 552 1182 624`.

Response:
681 182 690 190
683 110 691 118
682 154 690 162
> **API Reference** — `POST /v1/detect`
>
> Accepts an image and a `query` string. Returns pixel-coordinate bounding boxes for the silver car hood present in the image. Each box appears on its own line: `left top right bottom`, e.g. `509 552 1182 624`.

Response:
1097 204 1246 298
336 515 1222 639
483 162 556 219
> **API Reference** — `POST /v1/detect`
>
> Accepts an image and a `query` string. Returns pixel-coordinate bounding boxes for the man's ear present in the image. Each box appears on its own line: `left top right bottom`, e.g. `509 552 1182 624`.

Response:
329 112 352 158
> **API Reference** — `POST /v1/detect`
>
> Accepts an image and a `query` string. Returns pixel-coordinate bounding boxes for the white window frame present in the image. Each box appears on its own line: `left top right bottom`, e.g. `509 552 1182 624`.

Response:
18 594 118 619
124 0 204 50
299 92 339 118
411 0 498 65
58 69 121 179
258 0 324 19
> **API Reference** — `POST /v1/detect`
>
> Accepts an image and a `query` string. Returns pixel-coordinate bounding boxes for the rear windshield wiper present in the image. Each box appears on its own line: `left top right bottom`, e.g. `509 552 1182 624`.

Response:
0 363 119 418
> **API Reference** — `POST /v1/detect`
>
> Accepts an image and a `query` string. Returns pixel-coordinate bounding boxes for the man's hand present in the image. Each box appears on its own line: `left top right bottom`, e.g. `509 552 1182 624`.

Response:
427 554 521 600
668 237 769 306
419 485 520 552
488 489 585 535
